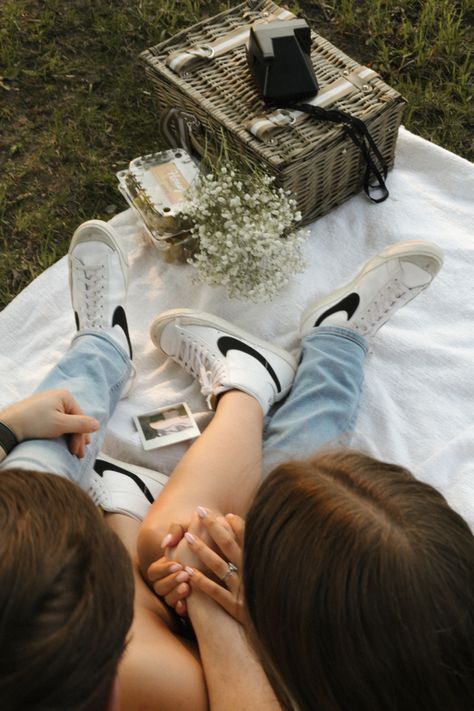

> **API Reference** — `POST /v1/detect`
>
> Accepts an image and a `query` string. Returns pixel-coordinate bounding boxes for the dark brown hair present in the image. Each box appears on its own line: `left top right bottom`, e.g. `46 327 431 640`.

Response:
0 468 134 711
244 451 474 710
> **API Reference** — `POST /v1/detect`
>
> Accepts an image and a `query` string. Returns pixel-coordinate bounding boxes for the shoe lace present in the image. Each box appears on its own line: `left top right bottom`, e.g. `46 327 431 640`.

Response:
74 260 106 329
175 335 227 408
88 473 108 508
359 277 413 333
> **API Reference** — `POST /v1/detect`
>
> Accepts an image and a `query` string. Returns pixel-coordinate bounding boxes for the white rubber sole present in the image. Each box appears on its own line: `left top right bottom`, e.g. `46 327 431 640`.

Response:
300 240 443 332
150 308 298 370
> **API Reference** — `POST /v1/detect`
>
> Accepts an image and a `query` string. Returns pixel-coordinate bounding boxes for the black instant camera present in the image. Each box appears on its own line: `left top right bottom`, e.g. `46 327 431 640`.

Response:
247 17 389 203
247 18 318 104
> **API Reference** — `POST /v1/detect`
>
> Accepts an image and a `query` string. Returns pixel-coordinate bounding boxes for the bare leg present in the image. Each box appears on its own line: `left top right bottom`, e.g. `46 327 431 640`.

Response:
106 513 209 711
138 390 263 574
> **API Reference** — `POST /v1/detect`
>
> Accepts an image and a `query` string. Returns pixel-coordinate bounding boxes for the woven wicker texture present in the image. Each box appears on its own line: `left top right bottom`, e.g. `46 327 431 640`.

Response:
141 0 406 223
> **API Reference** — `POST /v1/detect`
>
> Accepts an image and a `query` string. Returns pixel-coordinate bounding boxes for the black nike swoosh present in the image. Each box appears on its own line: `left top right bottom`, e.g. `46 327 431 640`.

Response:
314 293 360 327
112 305 133 359
217 336 282 393
94 458 155 504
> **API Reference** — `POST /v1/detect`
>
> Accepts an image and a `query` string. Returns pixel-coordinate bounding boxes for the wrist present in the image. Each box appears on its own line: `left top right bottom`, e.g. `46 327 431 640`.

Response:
187 588 234 629
0 415 20 455
0 406 24 441
187 588 216 621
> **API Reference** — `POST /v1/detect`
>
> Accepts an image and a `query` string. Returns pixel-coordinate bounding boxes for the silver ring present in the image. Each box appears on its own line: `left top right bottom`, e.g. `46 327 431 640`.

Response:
222 561 238 583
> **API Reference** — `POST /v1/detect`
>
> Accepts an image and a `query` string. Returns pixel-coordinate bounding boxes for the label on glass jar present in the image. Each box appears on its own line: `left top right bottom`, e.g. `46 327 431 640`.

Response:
149 163 191 206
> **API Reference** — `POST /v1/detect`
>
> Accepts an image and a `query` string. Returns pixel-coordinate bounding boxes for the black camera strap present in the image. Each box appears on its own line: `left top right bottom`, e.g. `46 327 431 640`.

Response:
287 103 389 203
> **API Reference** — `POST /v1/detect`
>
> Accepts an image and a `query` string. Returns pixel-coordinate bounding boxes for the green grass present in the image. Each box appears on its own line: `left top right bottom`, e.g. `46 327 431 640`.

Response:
0 0 472 309
309 0 473 157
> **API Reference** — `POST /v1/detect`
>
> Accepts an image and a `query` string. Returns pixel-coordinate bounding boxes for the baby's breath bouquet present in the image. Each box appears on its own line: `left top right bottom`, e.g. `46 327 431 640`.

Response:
181 161 308 301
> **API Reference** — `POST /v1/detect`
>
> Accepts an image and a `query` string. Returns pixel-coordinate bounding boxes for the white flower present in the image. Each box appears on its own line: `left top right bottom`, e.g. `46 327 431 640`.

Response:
182 160 308 302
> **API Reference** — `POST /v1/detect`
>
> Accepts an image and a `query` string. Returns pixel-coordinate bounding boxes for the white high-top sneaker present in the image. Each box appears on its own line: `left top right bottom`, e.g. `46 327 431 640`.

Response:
89 453 168 522
300 241 443 338
68 219 132 359
150 309 297 415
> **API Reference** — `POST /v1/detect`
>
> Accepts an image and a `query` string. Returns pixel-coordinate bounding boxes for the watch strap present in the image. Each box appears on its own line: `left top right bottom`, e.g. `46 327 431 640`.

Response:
0 421 19 455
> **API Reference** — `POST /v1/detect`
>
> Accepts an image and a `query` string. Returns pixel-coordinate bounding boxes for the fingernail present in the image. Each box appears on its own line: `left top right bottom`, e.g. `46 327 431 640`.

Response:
184 532 197 545
161 533 172 548
185 566 195 576
176 571 189 583
196 505 208 519
169 563 182 573
90 419 100 430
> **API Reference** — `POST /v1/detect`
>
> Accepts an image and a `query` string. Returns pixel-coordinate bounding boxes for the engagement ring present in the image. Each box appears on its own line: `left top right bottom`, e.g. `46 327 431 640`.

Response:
223 561 238 583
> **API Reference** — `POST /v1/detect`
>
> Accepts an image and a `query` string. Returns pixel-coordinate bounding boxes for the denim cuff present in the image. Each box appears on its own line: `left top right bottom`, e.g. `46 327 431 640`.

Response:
71 329 132 367
304 326 369 354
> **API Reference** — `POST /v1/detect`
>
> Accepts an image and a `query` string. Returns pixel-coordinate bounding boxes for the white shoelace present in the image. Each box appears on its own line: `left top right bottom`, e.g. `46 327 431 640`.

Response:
74 260 106 329
357 277 414 334
175 334 227 408
88 473 109 508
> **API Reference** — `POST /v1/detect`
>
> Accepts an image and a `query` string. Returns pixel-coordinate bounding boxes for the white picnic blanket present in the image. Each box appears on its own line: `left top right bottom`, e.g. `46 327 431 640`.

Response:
1 127 473 528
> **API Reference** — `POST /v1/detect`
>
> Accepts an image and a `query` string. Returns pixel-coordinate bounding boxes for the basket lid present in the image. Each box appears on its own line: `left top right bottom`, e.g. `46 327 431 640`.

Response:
141 0 403 170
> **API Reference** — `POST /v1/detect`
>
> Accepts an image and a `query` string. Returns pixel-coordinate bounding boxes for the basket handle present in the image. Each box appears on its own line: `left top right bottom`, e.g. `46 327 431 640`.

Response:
160 108 206 157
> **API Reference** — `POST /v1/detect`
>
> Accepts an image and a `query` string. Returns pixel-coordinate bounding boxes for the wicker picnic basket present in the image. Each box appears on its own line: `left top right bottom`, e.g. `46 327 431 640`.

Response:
140 0 406 225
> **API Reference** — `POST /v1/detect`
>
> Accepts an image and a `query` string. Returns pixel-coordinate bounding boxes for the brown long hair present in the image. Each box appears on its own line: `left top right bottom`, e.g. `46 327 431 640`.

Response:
0 468 134 711
244 451 474 710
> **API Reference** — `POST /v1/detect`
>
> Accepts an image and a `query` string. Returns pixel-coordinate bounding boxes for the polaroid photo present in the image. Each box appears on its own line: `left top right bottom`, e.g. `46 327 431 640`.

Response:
133 402 200 451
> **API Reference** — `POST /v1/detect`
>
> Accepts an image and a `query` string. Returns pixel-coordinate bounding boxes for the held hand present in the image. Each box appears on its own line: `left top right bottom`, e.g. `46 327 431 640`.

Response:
147 522 191 616
146 512 245 620
147 556 192 616
147 516 214 617
185 510 245 624
0 389 100 458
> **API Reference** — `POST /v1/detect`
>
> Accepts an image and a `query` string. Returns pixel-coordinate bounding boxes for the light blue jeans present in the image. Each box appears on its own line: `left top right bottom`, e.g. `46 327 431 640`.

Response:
1 326 367 485
1 330 132 489
263 326 368 473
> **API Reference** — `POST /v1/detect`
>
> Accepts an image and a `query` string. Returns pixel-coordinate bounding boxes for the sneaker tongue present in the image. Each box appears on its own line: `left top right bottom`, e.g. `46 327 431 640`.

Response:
400 262 432 288
74 241 110 267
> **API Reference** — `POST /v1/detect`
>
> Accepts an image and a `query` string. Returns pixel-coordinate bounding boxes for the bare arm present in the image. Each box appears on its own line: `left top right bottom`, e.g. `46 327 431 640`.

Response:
105 512 210 711
188 591 281 711
149 512 281 711
138 391 263 577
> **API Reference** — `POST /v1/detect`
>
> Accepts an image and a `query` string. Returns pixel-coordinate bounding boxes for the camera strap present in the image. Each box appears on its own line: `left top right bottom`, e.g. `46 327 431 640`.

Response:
290 103 389 203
